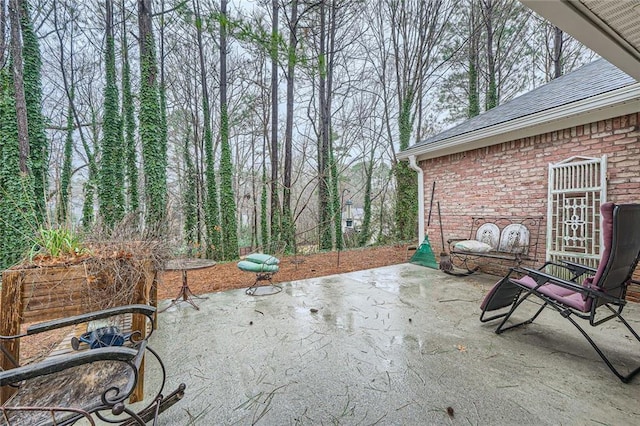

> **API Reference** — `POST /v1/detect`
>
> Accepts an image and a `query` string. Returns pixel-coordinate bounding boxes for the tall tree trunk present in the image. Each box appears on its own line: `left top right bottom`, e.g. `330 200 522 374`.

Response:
327 1 340 250
138 0 167 233
122 0 138 214
552 25 563 79
194 0 221 259
261 137 269 248
394 93 416 241
1 0 35 270
8 0 29 175
183 130 198 251
19 0 47 221
269 0 281 245
359 149 375 247
482 0 497 110
99 0 125 229
0 3 6 66
57 96 74 224
468 0 480 118
282 0 298 253
318 1 332 250
219 0 238 259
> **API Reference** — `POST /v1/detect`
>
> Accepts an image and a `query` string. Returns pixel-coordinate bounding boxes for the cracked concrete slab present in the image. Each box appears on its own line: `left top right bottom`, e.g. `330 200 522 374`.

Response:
144 263 640 425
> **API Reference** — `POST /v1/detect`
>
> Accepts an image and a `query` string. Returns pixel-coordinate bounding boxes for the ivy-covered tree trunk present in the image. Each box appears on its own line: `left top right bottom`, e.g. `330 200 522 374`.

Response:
203 107 220 259
138 0 167 233
99 0 125 229
358 152 374 247
3 0 35 267
0 68 35 270
260 164 269 249
182 132 198 252
121 3 138 214
57 98 74 224
482 0 498 111
219 0 238 260
317 1 332 251
330 150 341 250
269 0 281 245
19 0 47 223
394 94 418 241
81 109 99 230
158 0 169 221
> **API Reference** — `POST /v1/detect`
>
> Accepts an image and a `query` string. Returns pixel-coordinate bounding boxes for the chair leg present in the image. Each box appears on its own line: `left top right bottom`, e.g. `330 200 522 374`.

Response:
565 312 640 383
246 273 282 296
494 290 546 334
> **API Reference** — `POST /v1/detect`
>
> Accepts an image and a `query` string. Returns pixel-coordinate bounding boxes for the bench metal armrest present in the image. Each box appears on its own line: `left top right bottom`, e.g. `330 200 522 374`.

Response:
22 305 156 337
0 346 140 387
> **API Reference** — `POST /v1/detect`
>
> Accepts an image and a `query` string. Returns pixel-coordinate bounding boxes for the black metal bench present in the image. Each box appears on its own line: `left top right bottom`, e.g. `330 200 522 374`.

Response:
0 305 185 425
447 216 543 275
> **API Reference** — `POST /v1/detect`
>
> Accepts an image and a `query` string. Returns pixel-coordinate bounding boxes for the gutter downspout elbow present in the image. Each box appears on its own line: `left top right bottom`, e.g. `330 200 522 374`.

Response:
408 155 425 244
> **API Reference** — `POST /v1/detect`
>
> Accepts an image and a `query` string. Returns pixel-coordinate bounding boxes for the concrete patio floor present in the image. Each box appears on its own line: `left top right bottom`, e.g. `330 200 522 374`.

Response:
146 263 640 425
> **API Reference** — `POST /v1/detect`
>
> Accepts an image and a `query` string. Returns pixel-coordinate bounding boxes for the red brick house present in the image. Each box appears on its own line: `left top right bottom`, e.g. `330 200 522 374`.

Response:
398 59 640 294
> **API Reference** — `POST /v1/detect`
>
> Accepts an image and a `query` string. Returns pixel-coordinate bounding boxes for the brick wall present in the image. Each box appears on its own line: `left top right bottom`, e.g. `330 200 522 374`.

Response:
420 112 640 297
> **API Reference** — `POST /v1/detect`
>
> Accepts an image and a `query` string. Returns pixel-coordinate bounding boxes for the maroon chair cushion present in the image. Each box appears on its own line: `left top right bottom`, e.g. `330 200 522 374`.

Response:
583 202 615 294
512 275 590 312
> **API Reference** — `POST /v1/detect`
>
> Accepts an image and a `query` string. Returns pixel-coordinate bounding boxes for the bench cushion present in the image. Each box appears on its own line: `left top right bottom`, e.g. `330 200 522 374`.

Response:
245 253 280 265
237 260 280 273
454 240 493 253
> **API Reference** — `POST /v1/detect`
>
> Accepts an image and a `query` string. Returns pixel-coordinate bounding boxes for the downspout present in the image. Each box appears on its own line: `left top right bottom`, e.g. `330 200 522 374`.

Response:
408 155 425 244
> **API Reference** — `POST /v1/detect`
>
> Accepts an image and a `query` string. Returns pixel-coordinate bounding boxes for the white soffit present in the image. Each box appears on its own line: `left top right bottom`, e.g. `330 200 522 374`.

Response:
520 0 640 81
400 83 640 162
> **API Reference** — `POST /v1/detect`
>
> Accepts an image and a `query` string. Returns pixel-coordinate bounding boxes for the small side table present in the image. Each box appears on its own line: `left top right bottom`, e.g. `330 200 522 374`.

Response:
160 259 216 312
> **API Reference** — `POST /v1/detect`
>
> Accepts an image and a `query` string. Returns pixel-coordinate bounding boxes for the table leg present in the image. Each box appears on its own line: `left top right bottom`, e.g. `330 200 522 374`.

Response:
159 269 209 312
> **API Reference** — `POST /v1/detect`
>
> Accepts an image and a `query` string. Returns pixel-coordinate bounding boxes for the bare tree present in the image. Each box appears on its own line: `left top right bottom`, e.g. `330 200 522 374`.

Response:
8 0 29 174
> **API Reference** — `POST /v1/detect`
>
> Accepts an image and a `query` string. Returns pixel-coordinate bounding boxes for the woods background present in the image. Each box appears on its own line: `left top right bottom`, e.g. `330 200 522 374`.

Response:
0 0 596 269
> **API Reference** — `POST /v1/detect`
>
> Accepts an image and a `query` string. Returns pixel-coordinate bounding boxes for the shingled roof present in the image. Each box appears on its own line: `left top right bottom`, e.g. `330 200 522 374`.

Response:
399 59 639 160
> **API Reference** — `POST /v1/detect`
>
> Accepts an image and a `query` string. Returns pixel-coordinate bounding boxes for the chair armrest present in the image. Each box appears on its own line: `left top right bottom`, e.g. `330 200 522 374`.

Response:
535 261 595 282
559 260 597 276
0 346 139 387
24 304 156 337
515 266 588 293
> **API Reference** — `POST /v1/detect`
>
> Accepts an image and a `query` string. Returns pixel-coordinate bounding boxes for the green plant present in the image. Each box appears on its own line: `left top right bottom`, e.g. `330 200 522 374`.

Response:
29 227 87 259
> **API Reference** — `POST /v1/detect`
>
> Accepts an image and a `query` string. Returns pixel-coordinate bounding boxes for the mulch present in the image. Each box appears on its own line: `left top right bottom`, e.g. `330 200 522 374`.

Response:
157 244 413 300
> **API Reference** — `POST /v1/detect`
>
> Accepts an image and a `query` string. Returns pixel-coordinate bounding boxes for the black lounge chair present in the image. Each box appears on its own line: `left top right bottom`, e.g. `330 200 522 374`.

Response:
479 202 640 383
1 305 185 425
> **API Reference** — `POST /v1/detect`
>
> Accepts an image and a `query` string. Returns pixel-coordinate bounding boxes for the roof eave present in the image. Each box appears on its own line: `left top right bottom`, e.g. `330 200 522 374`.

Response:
398 82 640 162
520 0 640 81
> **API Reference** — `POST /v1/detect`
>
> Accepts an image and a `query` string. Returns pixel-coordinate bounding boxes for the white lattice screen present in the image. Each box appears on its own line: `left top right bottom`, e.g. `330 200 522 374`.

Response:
547 156 607 276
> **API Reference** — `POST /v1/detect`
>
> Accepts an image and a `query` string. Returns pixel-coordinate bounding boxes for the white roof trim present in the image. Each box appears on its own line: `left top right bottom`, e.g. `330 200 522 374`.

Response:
398 82 640 162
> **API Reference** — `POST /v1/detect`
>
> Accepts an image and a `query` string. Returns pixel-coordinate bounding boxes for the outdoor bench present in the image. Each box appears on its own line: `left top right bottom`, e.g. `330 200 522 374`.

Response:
447 215 543 275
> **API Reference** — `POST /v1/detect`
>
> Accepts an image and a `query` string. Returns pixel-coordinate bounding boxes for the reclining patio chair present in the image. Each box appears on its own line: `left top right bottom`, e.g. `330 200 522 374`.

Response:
479 202 640 383
0 304 185 425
